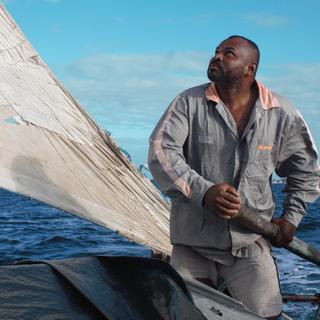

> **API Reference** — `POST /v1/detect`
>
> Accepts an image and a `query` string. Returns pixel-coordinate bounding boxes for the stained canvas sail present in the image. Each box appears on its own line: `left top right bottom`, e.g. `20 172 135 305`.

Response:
0 4 171 255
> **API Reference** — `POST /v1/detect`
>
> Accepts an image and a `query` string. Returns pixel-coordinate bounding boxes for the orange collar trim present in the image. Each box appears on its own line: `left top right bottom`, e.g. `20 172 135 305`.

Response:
205 83 220 104
205 81 281 110
256 81 280 110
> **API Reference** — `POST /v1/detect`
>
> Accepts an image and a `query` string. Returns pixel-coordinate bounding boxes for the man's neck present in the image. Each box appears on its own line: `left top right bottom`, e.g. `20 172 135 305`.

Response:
216 81 257 111
215 81 258 137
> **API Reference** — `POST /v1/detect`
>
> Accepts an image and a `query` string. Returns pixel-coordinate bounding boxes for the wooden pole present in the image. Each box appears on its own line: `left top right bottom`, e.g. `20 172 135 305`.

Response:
282 293 320 303
234 209 320 267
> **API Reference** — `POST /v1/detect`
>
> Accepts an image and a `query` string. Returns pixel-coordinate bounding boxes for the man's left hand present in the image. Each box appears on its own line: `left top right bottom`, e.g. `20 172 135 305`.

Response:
270 217 296 247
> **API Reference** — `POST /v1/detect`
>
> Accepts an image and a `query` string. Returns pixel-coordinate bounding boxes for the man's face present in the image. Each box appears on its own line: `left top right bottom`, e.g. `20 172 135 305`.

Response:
207 37 253 87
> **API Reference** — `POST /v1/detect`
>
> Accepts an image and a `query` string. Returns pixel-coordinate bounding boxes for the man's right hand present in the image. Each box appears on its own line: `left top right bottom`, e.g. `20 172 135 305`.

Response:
203 184 241 219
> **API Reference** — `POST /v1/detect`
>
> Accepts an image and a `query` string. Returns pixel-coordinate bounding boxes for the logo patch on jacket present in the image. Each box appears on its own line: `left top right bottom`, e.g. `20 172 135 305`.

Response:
257 144 273 151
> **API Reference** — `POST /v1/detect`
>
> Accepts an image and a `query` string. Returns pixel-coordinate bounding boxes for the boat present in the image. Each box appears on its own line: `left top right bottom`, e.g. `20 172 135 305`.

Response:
0 4 318 319
0 255 266 320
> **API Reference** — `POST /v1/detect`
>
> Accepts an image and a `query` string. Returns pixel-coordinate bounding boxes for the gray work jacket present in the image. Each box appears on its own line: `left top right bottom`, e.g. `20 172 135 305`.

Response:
148 81 320 257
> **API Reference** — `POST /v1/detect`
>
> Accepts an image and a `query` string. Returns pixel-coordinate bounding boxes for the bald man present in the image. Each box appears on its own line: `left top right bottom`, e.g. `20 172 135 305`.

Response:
148 35 320 319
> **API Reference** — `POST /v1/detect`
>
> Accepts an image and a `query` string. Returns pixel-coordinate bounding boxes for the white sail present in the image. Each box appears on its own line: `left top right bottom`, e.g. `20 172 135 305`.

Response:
0 4 171 255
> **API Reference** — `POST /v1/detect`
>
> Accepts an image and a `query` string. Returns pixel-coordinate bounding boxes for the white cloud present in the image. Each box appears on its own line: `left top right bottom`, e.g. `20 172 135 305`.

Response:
58 52 210 164
242 13 289 27
61 52 209 128
57 53 320 163
259 63 320 112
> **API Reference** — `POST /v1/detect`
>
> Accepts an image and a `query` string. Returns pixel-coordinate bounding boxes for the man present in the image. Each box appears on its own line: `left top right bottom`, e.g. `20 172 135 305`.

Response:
148 35 320 319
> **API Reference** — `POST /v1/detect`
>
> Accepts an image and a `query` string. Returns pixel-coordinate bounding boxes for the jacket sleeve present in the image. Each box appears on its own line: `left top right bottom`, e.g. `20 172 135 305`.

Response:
148 94 214 207
275 110 320 227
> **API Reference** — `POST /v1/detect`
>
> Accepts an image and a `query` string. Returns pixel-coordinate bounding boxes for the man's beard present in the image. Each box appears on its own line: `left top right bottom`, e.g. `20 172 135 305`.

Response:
207 66 243 88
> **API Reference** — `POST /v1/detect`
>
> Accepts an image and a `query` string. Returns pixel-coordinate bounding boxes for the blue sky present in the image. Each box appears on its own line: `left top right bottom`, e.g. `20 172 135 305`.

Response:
2 0 320 166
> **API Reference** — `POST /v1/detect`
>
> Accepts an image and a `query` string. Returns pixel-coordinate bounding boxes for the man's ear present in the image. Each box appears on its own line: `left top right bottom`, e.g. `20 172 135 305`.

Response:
245 62 257 76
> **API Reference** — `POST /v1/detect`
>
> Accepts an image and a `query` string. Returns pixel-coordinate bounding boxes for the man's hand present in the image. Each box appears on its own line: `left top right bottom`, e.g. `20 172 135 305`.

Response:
270 217 296 247
203 184 241 219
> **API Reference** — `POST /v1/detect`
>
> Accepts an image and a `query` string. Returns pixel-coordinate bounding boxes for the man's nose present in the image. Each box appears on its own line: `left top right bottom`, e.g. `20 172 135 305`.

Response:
214 52 223 61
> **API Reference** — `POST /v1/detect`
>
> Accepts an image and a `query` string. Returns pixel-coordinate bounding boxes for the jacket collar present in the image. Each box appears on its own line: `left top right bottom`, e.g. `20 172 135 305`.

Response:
205 80 280 110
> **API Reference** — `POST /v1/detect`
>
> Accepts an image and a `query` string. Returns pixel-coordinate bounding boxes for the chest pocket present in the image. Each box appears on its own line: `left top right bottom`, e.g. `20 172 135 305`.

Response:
246 122 276 162
196 135 215 161
245 128 276 177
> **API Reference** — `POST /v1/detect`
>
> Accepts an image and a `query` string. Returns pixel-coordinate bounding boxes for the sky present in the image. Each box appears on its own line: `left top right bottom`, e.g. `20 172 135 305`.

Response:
2 0 320 166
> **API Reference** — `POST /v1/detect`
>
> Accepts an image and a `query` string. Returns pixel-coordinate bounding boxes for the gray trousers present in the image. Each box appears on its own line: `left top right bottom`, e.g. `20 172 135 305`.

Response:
171 238 282 318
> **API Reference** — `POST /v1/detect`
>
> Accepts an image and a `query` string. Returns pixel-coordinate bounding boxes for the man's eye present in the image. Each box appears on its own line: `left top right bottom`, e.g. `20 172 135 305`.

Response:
225 51 235 57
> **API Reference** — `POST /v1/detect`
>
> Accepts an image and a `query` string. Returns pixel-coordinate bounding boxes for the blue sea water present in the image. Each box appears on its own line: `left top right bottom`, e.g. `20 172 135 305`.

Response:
0 184 319 319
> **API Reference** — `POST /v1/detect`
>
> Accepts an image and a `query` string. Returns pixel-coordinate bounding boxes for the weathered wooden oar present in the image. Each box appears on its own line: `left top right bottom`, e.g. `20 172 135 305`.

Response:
233 209 320 267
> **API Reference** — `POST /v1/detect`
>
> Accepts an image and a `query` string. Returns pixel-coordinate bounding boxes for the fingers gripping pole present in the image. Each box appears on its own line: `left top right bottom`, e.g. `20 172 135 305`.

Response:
234 210 320 267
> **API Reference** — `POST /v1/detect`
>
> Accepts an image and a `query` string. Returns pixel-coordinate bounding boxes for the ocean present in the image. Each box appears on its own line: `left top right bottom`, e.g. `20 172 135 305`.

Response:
0 184 319 320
